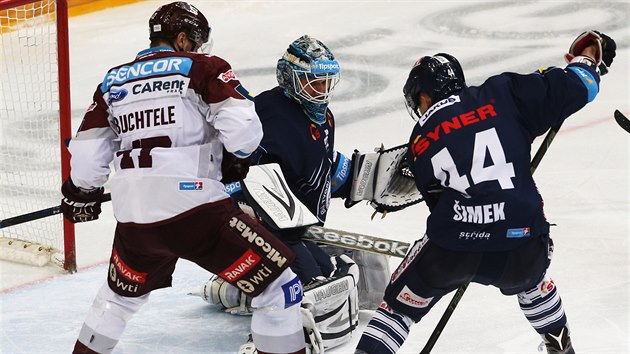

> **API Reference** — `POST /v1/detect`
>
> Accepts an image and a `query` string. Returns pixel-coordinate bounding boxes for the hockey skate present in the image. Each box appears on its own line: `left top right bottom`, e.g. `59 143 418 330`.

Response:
539 325 575 354
237 334 257 354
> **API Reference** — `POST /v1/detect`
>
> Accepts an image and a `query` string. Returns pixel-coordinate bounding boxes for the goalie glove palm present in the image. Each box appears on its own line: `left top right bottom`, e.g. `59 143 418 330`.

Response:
347 144 423 217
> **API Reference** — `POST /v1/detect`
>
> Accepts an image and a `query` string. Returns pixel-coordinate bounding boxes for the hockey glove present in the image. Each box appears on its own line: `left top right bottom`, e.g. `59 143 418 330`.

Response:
345 144 423 218
595 31 616 74
221 148 251 184
565 30 616 75
61 178 104 223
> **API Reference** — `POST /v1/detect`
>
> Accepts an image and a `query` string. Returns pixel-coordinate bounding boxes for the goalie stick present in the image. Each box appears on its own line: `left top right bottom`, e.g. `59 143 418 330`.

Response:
303 226 409 258
614 109 630 134
1 193 410 259
419 121 564 354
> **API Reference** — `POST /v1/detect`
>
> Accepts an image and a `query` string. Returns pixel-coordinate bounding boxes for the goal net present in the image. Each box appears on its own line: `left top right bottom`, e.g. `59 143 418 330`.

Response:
0 0 75 271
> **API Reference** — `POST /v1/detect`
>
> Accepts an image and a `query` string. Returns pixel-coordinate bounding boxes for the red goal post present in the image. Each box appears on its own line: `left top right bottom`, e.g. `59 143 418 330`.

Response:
0 0 75 271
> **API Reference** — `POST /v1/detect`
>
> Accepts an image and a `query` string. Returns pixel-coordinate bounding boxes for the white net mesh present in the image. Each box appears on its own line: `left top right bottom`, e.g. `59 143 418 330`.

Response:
0 0 65 265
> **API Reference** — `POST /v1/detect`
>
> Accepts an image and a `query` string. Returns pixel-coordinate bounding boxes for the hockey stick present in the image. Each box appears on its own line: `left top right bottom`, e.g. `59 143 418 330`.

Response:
419 121 564 354
0 193 410 258
614 109 630 133
0 193 112 229
303 226 409 258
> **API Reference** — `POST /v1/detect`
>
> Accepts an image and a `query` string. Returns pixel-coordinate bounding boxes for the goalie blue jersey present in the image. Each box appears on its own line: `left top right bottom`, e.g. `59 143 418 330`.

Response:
408 63 600 252
252 87 350 224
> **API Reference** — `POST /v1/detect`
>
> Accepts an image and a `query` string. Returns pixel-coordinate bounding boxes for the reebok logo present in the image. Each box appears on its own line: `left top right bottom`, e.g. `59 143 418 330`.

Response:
305 227 408 257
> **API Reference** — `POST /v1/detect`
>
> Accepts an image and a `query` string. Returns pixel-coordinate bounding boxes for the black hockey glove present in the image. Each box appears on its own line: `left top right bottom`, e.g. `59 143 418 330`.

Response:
61 178 104 223
221 149 251 184
594 31 616 75
565 30 616 75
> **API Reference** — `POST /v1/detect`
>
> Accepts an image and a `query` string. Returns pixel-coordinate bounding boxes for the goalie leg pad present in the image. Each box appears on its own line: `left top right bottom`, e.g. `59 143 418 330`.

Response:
302 254 360 350
319 246 392 310
351 250 391 310
301 306 325 354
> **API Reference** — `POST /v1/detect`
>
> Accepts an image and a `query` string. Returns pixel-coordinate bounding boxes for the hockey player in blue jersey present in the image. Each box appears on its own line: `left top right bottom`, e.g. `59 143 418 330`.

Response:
250 35 351 283
354 31 616 354
200 35 391 353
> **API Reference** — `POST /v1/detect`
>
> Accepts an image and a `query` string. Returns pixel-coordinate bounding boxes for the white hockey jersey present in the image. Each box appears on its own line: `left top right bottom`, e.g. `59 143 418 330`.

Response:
69 46 262 224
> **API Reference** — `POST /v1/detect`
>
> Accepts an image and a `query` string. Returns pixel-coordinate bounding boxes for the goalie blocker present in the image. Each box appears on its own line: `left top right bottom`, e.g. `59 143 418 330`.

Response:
345 144 423 216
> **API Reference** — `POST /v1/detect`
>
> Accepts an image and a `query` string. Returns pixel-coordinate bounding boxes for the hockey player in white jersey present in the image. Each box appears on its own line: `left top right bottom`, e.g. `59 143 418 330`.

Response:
61 2 307 353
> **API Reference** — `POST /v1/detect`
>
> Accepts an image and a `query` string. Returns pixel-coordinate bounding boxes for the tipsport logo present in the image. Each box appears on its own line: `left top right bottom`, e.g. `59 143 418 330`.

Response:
310 60 340 74
179 181 204 191
224 181 242 195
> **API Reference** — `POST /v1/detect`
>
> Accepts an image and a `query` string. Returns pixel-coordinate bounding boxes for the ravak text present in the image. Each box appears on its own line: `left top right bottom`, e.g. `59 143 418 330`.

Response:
412 104 497 157
112 106 175 134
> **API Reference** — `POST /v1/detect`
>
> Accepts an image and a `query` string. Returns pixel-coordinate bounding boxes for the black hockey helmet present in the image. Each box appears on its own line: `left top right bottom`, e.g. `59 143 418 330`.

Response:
403 53 465 120
149 2 210 50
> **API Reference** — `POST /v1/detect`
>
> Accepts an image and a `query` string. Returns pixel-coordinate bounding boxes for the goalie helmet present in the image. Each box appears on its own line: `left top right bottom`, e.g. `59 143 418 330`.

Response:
403 53 465 120
276 35 340 125
149 1 210 51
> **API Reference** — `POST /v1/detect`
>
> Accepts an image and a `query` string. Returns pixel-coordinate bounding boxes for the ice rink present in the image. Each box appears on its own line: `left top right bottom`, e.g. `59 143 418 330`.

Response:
1 0 628 353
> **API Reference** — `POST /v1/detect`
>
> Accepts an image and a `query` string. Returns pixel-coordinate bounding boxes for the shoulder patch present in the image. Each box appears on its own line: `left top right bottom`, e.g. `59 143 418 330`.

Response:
218 69 237 83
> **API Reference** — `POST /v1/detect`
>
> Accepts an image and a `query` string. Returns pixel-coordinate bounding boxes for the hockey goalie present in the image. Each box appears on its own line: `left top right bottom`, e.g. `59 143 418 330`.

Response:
196 146 422 352
195 164 363 353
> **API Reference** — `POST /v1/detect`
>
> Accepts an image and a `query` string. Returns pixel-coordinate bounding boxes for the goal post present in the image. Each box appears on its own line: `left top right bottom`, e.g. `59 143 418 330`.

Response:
0 0 76 272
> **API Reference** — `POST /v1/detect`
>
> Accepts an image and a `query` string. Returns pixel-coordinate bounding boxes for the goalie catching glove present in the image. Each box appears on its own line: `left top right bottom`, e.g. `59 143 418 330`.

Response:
344 144 423 217
61 178 104 223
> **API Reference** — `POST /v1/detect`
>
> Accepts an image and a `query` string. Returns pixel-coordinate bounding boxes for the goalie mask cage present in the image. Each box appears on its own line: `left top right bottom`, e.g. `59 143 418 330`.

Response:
0 0 75 271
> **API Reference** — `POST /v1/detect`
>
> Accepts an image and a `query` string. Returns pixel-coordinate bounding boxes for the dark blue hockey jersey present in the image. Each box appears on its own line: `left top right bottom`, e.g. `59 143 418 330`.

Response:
408 62 600 252
252 87 350 224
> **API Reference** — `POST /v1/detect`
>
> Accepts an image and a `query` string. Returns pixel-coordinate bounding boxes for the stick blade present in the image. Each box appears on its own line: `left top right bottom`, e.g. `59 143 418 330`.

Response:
614 110 630 133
